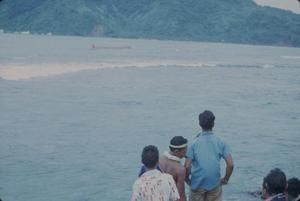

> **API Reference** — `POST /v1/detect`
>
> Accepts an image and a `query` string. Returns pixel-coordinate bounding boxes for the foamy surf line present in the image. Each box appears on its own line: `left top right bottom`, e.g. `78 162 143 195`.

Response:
281 55 300 59
0 61 210 80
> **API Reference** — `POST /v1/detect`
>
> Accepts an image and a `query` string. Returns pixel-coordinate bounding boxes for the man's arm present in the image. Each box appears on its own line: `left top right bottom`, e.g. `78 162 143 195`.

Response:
221 154 234 185
130 182 141 201
184 158 192 185
177 167 187 201
168 175 180 201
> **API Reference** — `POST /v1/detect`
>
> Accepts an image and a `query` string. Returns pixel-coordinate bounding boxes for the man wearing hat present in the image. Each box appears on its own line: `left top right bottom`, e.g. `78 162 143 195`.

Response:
159 136 188 201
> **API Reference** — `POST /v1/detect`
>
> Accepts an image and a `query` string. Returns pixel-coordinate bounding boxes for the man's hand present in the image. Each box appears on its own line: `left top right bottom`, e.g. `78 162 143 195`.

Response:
222 154 234 185
220 177 228 185
184 158 192 186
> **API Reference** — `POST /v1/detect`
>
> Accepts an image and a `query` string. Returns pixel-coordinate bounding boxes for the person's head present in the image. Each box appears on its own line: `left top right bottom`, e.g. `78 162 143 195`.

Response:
169 136 188 158
199 110 215 131
262 168 287 198
287 177 300 199
141 145 159 169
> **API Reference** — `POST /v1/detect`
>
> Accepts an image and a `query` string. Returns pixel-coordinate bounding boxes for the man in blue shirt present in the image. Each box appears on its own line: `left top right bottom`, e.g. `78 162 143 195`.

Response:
185 110 234 201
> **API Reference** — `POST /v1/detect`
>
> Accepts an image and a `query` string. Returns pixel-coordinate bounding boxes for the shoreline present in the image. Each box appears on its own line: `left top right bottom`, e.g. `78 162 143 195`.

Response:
0 61 208 80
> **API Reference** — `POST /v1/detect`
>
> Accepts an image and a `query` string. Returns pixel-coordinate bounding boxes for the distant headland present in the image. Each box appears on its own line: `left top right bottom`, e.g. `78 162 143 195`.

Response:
0 0 300 47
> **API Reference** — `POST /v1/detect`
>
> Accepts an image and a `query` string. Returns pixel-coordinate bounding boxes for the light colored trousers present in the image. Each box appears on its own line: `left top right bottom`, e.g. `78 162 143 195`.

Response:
189 184 222 201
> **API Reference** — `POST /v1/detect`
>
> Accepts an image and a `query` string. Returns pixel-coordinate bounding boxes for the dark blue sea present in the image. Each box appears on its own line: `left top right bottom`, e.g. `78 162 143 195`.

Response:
0 33 299 201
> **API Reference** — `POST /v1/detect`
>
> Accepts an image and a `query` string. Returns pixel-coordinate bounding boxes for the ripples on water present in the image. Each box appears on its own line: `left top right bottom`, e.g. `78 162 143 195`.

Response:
0 34 300 201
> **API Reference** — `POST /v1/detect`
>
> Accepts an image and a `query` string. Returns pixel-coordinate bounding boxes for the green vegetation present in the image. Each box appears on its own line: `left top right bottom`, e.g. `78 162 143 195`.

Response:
0 0 299 47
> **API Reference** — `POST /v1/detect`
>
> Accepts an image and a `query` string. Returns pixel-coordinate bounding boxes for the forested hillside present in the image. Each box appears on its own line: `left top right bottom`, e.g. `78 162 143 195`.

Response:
0 0 300 47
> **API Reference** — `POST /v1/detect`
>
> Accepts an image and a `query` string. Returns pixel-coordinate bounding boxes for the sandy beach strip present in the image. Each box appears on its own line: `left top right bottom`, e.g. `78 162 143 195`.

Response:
0 61 208 80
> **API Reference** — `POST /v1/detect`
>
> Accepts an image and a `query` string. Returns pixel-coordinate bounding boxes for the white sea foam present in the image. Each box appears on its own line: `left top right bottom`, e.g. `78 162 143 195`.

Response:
204 63 217 67
281 55 300 59
262 64 275 68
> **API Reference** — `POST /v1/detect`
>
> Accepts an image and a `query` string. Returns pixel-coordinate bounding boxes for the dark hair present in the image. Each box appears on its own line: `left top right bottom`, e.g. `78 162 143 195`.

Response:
263 168 287 195
169 136 188 151
199 110 215 130
141 145 159 169
287 177 300 198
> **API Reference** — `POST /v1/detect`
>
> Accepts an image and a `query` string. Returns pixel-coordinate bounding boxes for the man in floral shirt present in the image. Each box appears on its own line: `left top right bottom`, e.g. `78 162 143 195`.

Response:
131 145 180 201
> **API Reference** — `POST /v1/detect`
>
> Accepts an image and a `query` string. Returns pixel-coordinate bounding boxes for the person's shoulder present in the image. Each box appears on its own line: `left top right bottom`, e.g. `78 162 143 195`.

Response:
162 172 175 180
211 132 221 139
133 177 143 187
213 133 227 143
159 155 168 163
190 135 201 144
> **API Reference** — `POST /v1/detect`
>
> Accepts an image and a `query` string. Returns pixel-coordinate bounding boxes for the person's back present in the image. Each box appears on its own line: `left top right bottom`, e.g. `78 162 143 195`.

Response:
160 155 181 180
133 169 178 201
159 136 188 201
131 145 179 201
189 133 229 189
185 110 234 201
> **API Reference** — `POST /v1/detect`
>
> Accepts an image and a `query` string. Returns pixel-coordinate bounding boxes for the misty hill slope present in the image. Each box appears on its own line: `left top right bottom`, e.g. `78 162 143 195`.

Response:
0 0 299 47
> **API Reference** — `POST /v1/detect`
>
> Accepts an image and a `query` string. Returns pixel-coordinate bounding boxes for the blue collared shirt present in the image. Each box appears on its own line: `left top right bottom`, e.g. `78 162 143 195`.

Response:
186 131 231 190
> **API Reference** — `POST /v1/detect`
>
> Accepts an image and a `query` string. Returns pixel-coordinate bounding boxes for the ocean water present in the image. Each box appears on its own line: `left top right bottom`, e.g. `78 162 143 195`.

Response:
0 33 300 201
